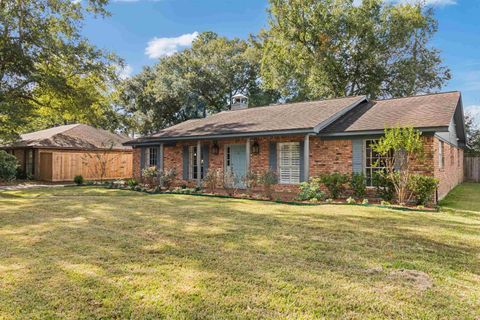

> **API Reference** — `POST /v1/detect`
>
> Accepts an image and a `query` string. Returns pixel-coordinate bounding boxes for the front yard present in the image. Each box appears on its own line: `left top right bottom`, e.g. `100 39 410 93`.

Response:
0 185 479 319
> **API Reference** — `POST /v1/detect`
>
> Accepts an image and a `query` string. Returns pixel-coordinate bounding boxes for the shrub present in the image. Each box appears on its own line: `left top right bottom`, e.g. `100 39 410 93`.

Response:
372 172 395 201
203 168 221 194
297 177 325 201
223 169 239 197
142 166 159 187
325 198 334 204
73 175 84 185
126 178 138 187
380 200 391 206
258 169 278 200
362 198 369 205
159 168 177 190
243 171 259 196
0 151 18 182
408 174 439 206
346 196 356 204
350 173 366 199
15 168 29 180
319 172 349 199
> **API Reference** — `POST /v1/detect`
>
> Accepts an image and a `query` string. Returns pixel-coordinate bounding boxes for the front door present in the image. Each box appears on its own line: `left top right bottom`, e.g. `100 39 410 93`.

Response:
226 144 247 188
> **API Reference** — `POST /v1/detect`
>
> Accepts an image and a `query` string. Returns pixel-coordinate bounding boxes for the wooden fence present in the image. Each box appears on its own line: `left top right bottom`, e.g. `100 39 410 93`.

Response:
464 157 480 182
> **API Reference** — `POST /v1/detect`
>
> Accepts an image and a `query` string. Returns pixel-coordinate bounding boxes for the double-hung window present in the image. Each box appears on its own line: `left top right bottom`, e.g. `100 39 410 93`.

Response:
439 141 445 169
278 142 300 184
189 146 204 180
364 140 391 187
145 147 158 168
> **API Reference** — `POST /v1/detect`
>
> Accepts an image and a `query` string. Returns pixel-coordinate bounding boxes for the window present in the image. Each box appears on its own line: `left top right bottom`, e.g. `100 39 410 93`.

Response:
26 149 34 176
278 142 300 184
439 141 444 169
145 147 158 167
364 140 391 187
189 146 204 180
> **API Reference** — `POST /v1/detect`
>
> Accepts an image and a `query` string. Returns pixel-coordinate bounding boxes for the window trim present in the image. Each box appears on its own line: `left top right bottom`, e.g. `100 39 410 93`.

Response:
439 141 445 170
277 142 301 185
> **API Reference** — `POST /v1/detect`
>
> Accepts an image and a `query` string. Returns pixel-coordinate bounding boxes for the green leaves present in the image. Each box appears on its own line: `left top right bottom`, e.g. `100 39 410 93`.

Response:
261 0 450 101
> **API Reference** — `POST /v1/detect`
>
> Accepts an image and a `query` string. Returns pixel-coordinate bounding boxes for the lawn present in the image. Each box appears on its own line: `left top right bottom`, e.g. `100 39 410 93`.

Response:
0 186 479 319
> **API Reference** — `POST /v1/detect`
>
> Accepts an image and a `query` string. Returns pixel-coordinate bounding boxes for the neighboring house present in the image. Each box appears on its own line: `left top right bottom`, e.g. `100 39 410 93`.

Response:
1 124 133 182
125 92 466 200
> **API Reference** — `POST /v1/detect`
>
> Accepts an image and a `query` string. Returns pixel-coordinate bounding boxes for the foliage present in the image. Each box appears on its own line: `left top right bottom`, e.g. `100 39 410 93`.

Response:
117 32 280 135
325 198 334 204
243 171 259 195
372 172 395 201
258 169 278 200
319 172 349 199
172 187 199 194
464 112 480 155
74 175 84 186
0 151 18 182
362 199 369 205
350 173 366 199
159 168 177 190
380 200 391 206
408 174 439 206
203 168 221 194
373 127 424 204
297 178 325 201
346 197 356 205
261 0 450 101
223 169 239 197
0 0 120 141
141 166 159 187
126 179 138 187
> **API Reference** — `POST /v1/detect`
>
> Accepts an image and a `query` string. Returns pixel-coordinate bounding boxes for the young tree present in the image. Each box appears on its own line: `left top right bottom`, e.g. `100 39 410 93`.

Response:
81 141 125 182
465 112 480 155
261 0 450 101
373 127 424 205
0 0 120 141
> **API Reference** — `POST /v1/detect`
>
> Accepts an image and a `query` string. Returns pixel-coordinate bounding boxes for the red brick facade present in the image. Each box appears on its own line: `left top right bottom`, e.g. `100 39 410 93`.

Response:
133 134 463 201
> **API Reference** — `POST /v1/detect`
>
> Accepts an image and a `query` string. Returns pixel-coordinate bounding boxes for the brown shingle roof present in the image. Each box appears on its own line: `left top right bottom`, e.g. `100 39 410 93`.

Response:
143 96 365 140
6 124 131 150
322 92 461 134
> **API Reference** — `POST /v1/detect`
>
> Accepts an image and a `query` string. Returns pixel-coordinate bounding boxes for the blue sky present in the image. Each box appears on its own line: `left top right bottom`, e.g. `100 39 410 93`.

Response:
83 0 480 123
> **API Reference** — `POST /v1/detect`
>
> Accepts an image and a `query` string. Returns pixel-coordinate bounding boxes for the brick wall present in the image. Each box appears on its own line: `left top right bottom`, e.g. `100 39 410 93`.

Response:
131 134 463 201
433 137 464 200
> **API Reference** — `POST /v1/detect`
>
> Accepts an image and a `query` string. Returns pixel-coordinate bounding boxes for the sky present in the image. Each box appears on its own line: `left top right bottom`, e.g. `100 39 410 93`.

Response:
82 0 480 123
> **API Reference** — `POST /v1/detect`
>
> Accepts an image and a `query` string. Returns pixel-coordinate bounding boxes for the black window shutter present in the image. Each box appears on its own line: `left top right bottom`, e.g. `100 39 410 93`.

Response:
269 142 277 172
182 146 189 180
202 144 209 175
140 147 145 176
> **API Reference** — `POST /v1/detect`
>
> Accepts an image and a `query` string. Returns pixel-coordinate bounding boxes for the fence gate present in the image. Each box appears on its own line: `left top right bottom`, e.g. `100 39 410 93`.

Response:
464 157 480 182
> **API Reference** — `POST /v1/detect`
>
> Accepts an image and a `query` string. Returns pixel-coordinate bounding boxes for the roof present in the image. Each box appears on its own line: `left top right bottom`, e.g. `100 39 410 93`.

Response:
128 96 366 143
5 124 131 150
322 91 462 135
125 91 464 146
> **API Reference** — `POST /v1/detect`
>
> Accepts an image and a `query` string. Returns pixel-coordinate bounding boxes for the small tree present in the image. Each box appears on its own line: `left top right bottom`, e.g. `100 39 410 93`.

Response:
243 171 259 196
159 168 177 190
81 141 125 182
223 169 239 197
373 127 424 205
203 168 221 194
258 170 278 200
142 166 159 187
0 151 18 182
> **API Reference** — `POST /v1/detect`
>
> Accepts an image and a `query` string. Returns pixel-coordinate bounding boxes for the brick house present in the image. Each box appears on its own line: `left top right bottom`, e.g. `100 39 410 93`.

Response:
125 92 466 200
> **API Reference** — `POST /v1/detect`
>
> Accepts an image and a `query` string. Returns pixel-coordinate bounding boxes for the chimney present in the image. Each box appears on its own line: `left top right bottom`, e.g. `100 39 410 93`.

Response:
231 93 248 111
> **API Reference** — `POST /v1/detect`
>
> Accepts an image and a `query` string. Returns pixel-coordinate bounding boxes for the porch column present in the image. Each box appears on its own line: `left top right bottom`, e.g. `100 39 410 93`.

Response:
159 143 164 172
197 140 202 187
304 134 310 181
246 138 251 172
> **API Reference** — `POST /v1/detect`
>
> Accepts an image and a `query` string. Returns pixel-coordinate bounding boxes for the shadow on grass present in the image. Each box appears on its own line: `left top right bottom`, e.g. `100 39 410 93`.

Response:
0 188 479 318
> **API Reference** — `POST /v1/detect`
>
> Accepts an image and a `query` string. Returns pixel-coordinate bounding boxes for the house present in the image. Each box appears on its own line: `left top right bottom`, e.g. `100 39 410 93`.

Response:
124 92 466 200
1 124 133 182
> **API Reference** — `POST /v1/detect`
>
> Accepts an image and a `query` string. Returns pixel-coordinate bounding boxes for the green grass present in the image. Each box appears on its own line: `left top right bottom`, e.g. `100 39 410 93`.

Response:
440 182 480 212
0 186 479 319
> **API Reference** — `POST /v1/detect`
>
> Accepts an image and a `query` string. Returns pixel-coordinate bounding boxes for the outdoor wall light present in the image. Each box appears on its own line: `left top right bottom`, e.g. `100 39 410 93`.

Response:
252 141 260 155
212 142 220 155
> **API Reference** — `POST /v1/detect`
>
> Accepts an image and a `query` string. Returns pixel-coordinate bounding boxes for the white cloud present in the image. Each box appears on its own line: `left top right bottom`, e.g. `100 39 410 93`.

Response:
145 32 199 59
466 105 480 128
